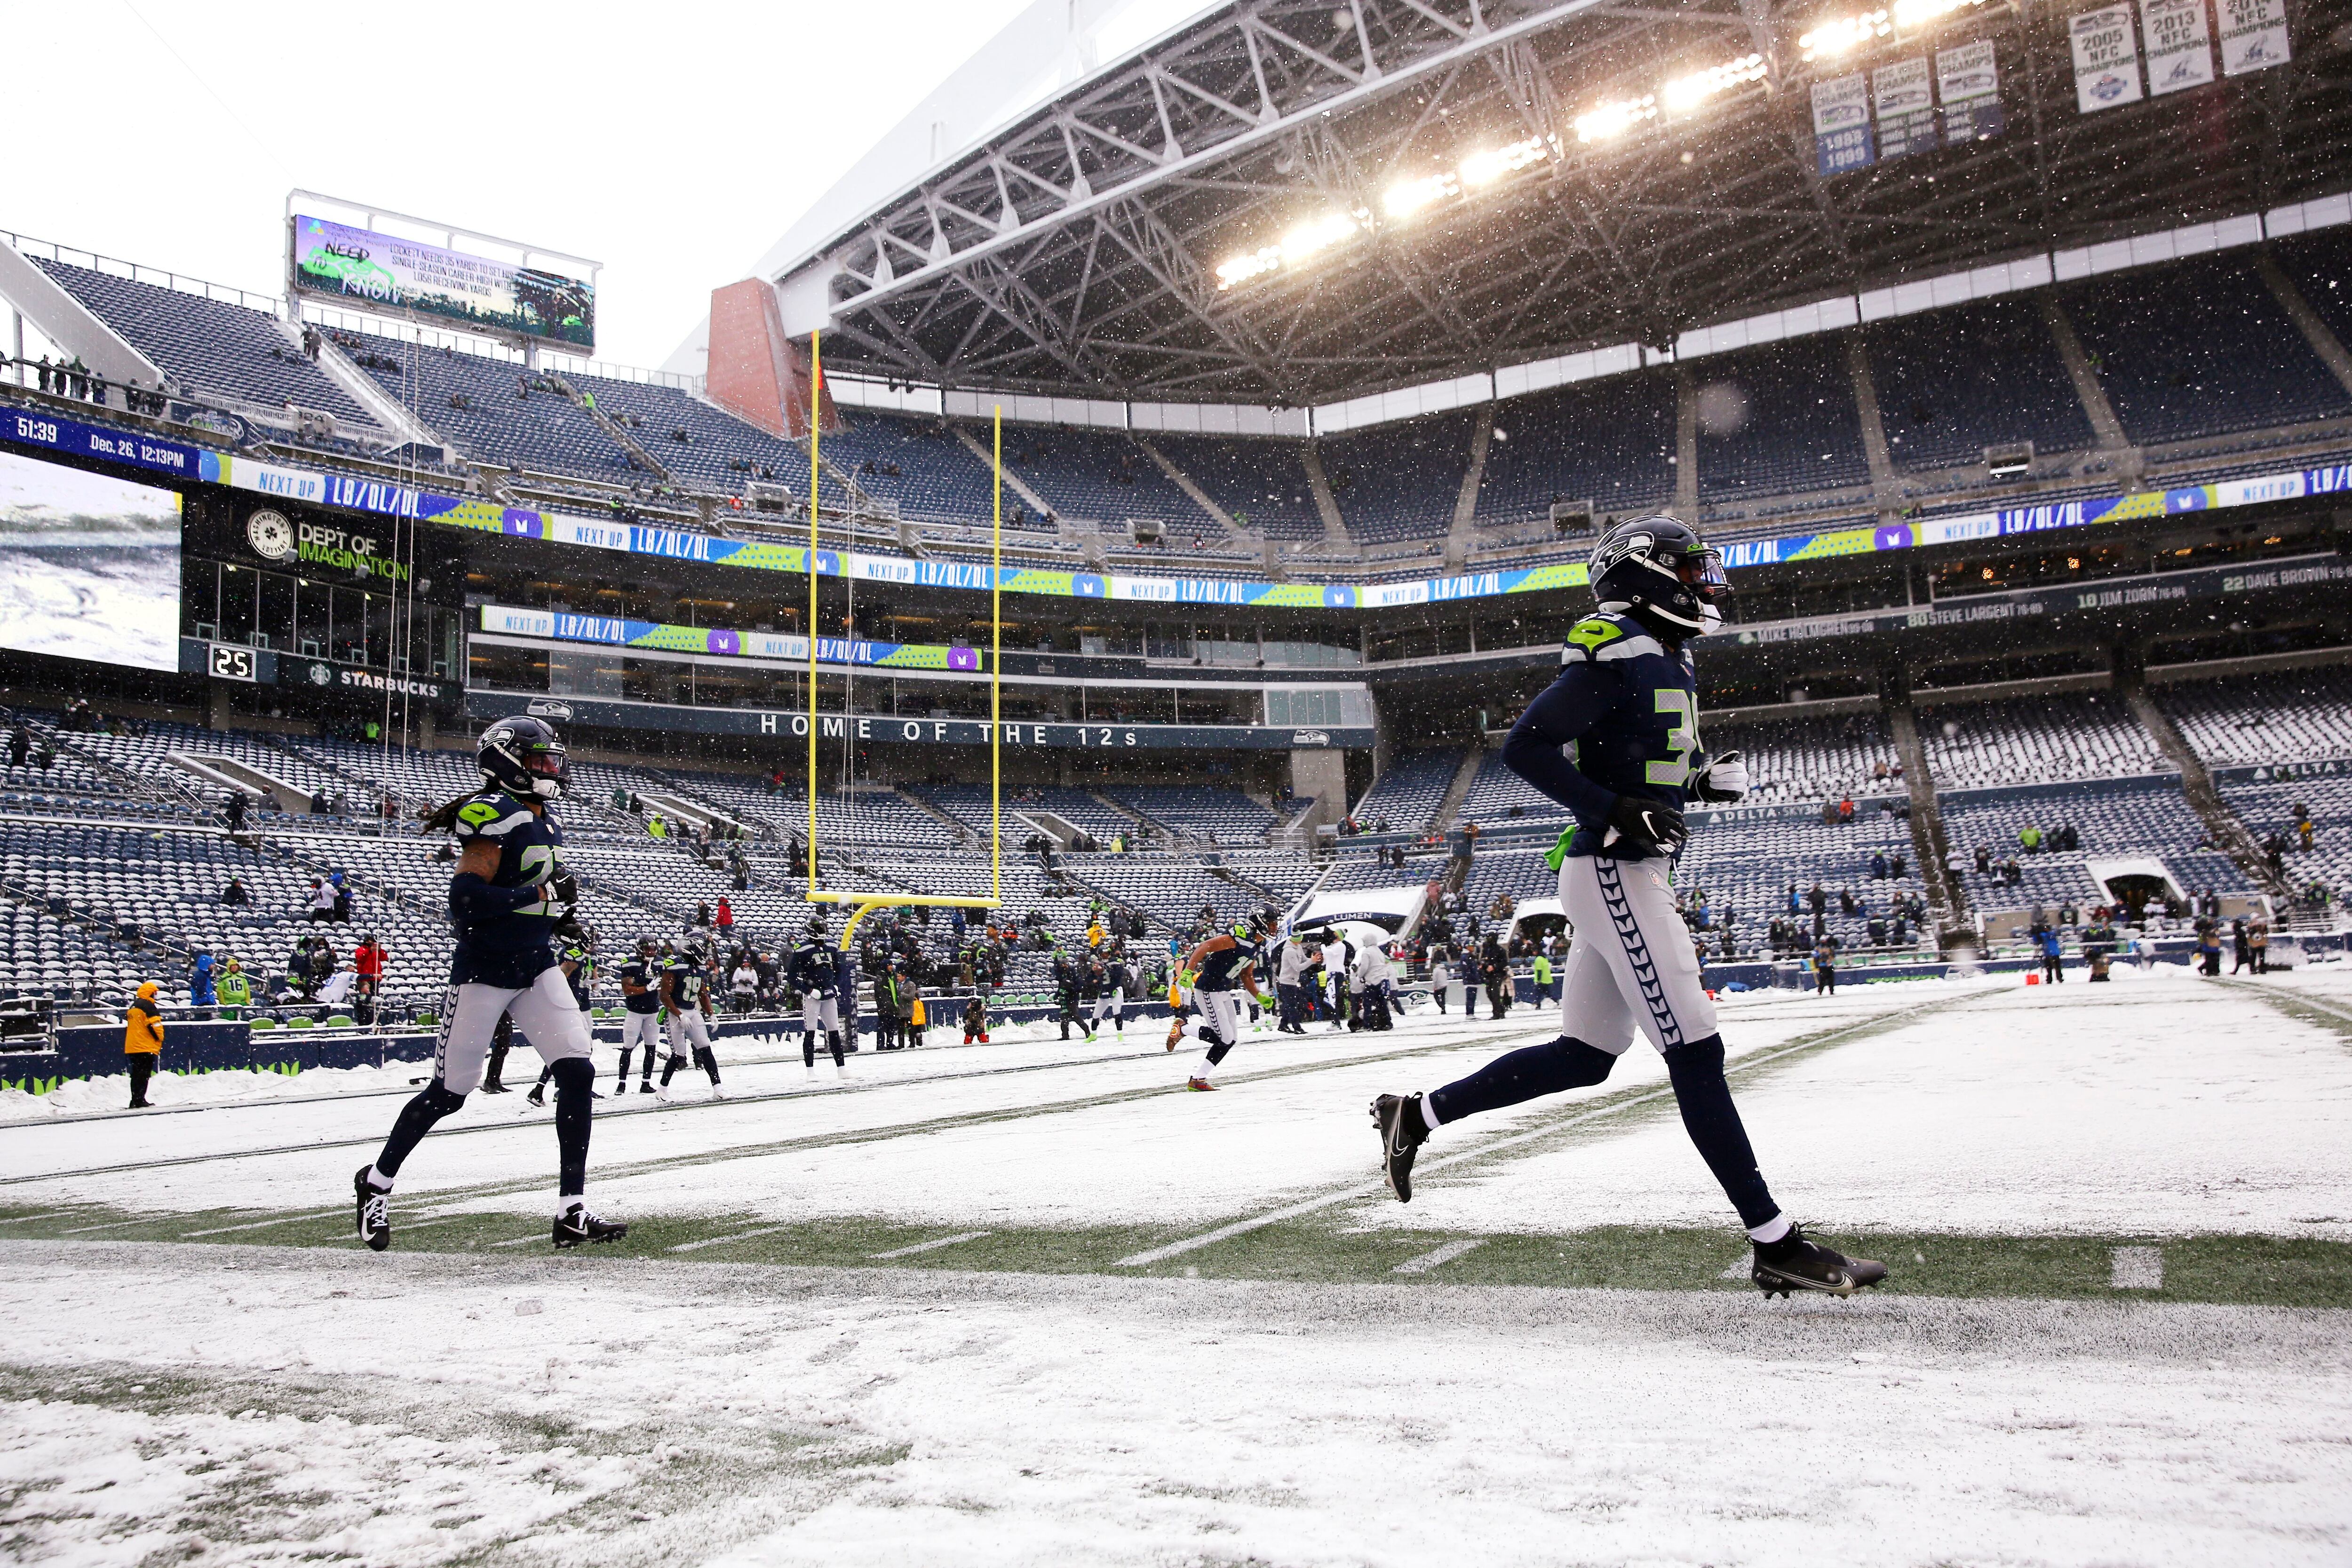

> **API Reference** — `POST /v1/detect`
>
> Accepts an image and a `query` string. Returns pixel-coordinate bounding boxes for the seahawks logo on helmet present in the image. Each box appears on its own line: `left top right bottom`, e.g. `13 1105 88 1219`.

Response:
1587 513 1727 634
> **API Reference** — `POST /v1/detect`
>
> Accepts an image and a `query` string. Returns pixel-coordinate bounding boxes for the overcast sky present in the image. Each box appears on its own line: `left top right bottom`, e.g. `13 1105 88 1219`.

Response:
8 0 1051 369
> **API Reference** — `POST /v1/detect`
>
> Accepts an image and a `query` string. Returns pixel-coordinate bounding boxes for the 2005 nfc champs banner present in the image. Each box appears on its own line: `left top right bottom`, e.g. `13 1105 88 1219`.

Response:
8 405 2351 615
288 214 595 350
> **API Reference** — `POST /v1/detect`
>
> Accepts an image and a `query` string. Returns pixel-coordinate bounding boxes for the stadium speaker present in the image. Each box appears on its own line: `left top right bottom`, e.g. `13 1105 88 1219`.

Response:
1129 518 1165 545
1550 500 1595 535
1985 441 2034 479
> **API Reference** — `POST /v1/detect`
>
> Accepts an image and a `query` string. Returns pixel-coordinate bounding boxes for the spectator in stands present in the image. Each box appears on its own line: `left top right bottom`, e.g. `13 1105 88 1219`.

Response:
330 871 351 923
2002 857 2023 887
123 981 165 1109
1837 887 1857 917
1837 797 1855 825
2265 833 2286 874
5 727 23 769
306 878 336 922
2019 824 2043 854
223 789 248 832
189 950 215 1013
1870 851 1888 881
220 875 250 906
715 896 735 937
2058 899 2078 927
2299 817 2316 853
354 933 386 1016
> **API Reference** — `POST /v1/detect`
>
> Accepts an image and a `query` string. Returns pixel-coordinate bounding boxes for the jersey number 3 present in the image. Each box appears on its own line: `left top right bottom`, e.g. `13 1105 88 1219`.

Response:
1645 690 1698 786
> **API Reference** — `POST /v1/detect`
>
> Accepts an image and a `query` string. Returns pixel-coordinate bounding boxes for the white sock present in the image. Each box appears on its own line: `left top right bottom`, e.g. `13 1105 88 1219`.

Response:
1748 1214 1792 1245
560 1196 584 1218
1194 1048 1219 1077
366 1165 394 1192
1419 1095 1442 1133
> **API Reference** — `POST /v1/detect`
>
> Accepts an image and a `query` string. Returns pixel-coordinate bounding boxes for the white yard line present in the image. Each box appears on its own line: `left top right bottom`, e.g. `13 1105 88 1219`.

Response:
2111 1246 2165 1289
670 1224 796 1253
1392 1238 1485 1274
868 1230 992 1259
0 1207 99 1225
182 1210 345 1238
1117 995 1965 1268
55 1216 171 1235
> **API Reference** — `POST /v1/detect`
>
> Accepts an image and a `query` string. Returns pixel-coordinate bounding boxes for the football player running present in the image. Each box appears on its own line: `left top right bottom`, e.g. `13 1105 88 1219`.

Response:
1368 517 1885 1299
354 716 624 1252
1165 910 1275 1090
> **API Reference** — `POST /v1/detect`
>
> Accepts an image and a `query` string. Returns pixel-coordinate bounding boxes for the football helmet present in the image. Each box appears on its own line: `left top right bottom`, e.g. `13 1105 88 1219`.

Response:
1588 514 1727 634
477 716 568 798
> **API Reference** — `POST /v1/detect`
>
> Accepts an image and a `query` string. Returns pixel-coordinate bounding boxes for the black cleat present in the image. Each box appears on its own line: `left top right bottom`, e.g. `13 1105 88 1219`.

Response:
1370 1093 1429 1203
524 1084 546 1108
638 1082 656 1095
553 1208 628 1249
1751 1224 1887 1299
481 1082 510 1095
353 1166 390 1252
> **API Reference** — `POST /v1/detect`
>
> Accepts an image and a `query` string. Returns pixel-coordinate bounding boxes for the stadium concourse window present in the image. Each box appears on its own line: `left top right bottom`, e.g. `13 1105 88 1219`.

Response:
191 564 458 672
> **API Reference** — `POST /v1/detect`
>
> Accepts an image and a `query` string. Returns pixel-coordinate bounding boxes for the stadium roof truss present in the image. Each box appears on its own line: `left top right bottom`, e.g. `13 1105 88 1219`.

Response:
805 0 2352 407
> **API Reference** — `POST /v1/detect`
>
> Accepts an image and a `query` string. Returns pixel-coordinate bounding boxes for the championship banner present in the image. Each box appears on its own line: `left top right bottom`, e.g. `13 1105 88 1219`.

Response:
2071 5 2145 110
289 214 595 351
1811 73 1875 175
2141 0 2217 93
2217 0 2290 74
1936 40 2004 142
1873 58 1938 161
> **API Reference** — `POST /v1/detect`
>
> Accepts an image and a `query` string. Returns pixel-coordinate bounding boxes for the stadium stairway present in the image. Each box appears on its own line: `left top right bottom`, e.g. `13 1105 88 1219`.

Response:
1088 792 1163 846
550 372 674 483
894 789 980 847
1427 748 1488 836
1885 703 1969 934
2123 685 2290 904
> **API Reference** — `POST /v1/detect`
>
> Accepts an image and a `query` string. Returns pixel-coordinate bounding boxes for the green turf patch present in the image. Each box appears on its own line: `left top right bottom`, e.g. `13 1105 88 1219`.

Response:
6 1200 2345 1309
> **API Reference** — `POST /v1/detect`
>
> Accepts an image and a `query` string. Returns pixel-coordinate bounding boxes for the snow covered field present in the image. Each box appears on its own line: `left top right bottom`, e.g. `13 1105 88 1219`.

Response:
1 967 2347 1564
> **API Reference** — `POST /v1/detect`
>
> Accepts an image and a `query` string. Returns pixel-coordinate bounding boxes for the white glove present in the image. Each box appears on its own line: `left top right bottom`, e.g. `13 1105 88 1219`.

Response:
1692 750 1748 804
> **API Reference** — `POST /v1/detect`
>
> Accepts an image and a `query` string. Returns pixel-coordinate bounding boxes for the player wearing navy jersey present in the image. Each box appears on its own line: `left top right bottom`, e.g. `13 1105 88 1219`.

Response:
354 717 623 1252
1165 910 1274 1090
614 938 665 1094
1369 517 1885 1299
658 937 725 1100
790 916 849 1079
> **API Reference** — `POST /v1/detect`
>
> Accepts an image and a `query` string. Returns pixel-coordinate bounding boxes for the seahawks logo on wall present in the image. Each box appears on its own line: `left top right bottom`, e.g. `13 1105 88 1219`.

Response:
246 509 295 561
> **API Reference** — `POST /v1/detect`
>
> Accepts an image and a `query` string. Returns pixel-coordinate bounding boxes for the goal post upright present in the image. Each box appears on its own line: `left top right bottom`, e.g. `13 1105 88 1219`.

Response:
799 337 1002 949
992 404 1002 914
806 331 821 903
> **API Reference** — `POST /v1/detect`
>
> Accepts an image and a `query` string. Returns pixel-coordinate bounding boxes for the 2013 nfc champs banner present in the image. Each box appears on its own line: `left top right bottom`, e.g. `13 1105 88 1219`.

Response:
289 214 596 350
9 405 2351 615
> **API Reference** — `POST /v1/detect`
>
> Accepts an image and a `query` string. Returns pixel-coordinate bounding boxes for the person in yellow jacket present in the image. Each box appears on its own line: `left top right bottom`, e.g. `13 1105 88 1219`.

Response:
124 980 165 1108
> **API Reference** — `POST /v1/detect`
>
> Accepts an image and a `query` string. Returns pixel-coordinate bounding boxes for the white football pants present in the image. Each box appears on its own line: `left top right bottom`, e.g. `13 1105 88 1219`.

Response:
1556 852 1719 1055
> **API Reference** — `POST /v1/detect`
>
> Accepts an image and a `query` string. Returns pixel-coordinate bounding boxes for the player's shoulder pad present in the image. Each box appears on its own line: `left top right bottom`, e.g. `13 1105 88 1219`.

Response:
1561 613 1662 665
453 790 534 838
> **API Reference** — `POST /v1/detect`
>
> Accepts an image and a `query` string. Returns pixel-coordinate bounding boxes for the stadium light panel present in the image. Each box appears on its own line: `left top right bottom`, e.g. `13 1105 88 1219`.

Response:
1383 173 1459 219
1216 211 1361 289
1661 53 1767 114
1799 9 1891 58
1458 134 1559 187
1573 96 1657 143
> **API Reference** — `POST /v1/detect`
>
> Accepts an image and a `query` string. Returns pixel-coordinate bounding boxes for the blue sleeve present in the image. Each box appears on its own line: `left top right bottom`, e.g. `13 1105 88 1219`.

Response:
1501 663 1625 829
449 871 539 922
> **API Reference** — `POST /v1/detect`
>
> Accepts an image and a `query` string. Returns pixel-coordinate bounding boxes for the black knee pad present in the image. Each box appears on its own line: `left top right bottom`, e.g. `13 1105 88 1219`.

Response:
421 1082 469 1115
1663 1034 1727 1090
549 1057 595 1098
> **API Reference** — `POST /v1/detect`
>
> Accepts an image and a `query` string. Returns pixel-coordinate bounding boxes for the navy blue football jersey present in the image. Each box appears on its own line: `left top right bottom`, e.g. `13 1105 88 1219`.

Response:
664 956 708 1012
1503 611 1702 862
619 956 662 1014
449 789 566 986
1193 930 1263 992
560 944 594 1009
